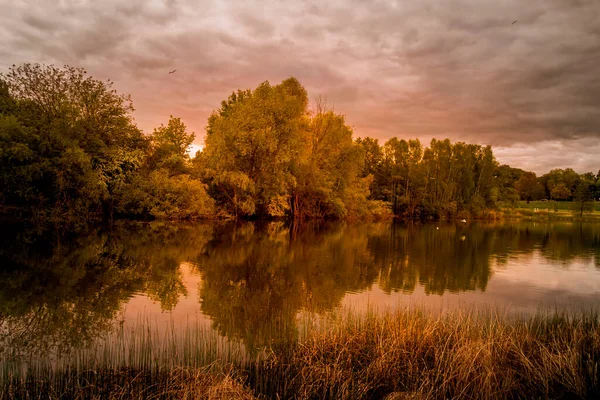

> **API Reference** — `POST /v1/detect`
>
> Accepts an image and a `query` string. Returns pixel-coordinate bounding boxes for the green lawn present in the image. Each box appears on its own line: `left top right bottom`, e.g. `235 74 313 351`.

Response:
515 200 600 212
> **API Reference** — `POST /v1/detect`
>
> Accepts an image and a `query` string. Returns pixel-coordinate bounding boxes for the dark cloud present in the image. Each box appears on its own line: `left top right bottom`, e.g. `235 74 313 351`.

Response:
0 0 598 172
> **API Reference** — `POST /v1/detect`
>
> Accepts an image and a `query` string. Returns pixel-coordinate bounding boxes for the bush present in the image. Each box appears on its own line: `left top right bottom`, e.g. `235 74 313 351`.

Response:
116 170 215 219
367 200 394 221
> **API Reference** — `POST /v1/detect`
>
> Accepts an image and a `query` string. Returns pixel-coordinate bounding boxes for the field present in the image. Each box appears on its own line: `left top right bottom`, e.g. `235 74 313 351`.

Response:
514 200 600 212
2 309 600 399
498 200 600 222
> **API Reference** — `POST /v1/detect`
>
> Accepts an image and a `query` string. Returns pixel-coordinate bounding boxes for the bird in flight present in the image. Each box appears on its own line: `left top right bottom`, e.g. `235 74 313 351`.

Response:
168 69 177 74
512 20 518 25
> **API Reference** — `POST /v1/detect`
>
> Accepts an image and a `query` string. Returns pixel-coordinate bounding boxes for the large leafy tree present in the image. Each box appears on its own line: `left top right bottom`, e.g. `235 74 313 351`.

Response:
0 64 146 220
494 164 524 205
539 168 581 200
200 79 385 220
515 172 545 203
291 104 371 220
201 78 309 218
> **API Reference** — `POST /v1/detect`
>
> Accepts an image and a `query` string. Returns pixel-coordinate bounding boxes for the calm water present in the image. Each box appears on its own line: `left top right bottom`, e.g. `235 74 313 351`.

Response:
1 220 599 362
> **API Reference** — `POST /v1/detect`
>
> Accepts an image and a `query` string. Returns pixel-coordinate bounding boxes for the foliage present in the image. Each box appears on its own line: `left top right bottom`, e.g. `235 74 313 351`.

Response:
200 82 381 220
539 168 581 200
115 170 215 219
147 115 195 174
1 63 597 222
514 172 545 203
291 104 373 220
572 181 595 217
0 64 146 221
200 78 308 218
0 64 213 222
493 164 523 204
355 136 499 219
550 183 571 200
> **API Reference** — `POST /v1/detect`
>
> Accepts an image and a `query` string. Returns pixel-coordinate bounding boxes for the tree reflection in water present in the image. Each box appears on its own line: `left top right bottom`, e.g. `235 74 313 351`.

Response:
1 221 598 357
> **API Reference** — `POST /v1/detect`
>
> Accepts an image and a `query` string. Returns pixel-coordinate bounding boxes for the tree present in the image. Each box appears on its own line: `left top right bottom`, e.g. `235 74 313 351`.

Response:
382 137 410 215
355 137 385 199
514 172 544 203
550 183 571 201
540 168 581 200
201 77 309 218
6 62 594 223
562 168 580 193
0 63 146 220
593 177 600 201
115 115 214 220
147 116 195 174
572 181 594 217
378 137 425 217
494 165 523 206
503 188 521 208
356 137 383 178
291 103 372 220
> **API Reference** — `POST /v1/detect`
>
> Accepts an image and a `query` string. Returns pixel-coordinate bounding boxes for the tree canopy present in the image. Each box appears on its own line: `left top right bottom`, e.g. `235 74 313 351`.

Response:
1 63 597 222
0 64 212 222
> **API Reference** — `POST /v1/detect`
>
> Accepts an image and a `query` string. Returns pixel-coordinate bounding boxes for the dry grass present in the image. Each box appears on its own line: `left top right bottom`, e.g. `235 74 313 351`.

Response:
256 310 600 399
1 366 257 400
3 309 599 399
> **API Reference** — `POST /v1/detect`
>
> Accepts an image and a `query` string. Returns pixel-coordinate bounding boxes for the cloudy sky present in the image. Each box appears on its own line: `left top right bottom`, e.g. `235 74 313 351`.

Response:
1 0 599 173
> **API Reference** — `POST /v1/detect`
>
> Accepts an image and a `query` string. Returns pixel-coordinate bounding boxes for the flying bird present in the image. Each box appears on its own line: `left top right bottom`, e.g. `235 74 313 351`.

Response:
168 69 177 74
512 20 518 25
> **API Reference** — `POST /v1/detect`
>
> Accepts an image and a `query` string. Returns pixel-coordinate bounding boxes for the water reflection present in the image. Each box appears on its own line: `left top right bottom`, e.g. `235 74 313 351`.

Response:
193 222 381 350
1 221 599 357
0 223 210 357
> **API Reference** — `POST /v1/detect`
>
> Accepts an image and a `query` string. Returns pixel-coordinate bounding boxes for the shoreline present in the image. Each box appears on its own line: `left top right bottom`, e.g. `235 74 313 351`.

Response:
3 206 600 227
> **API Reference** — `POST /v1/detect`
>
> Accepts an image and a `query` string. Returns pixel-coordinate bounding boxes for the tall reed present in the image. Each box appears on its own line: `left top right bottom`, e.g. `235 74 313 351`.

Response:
2 308 599 399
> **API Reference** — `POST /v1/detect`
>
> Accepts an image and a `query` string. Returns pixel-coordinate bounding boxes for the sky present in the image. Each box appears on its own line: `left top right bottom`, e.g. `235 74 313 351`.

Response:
1 0 599 174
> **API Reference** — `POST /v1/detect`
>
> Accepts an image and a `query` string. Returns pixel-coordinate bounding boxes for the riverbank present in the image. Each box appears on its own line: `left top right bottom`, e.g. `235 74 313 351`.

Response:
3 309 599 399
6 201 600 227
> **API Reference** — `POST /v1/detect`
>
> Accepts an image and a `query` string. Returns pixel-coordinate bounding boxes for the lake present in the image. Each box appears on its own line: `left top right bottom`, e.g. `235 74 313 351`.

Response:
1 220 599 368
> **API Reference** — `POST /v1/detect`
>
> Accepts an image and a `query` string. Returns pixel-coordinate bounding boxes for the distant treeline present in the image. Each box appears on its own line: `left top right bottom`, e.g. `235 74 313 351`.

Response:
500 166 600 206
357 140 600 217
1 64 598 222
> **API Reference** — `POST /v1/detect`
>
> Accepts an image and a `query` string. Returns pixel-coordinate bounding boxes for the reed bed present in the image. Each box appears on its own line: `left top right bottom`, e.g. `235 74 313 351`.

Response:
2 309 599 399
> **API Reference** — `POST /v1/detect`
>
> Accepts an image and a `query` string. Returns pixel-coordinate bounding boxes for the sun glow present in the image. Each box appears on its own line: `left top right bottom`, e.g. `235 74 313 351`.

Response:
188 143 203 157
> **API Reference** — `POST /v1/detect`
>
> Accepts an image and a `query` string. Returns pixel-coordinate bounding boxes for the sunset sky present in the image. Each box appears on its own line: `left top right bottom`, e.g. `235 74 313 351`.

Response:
1 0 598 174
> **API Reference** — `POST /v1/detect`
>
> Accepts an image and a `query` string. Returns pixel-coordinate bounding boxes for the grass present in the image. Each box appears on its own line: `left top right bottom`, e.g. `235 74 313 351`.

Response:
2 309 600 399
515 200 600 212
499 200 600 222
